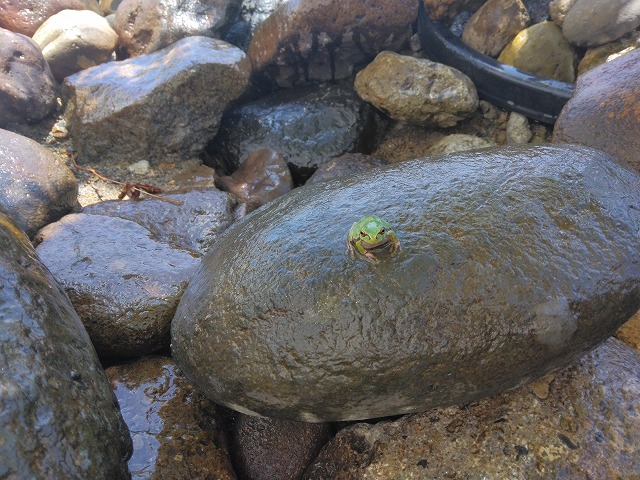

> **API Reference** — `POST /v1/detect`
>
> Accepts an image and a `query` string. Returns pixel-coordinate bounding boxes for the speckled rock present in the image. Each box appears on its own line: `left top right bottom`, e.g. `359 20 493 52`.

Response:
106 356 236 480
423 0 486 21
82 187 238 254
172 144 640 422
33 9 117 82
205 83 384 180
549 0 576 26
553 49 640 173
230 414 332 480
498 21 576 82
426 133 494 156
247 0 417 87
506 111 532 144
0 28 57 127
64 36 251 165
355 51 479 127
0 128 78 237
303 338 640 479
461 0 530 57
35 213 201 359
0 0 102 36
114 0 242 58
562 0 640 47
215 148 293 212
577 31 640 76
306 153 388 185
0 209 131 479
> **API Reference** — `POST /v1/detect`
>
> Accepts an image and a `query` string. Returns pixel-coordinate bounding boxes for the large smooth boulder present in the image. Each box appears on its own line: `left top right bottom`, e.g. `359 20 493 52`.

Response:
0 28 57 127
0 209 131 478
0 128 78 237
172 144 640 422
64 35 251 165
553 49 640 173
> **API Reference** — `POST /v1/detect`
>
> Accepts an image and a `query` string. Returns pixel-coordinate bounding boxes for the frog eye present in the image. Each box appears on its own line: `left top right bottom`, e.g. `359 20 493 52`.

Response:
379 228 385 234
360 230 367 237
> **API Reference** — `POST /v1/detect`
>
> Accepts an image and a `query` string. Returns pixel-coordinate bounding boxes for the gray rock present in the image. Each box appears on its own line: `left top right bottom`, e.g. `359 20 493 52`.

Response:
106 356 236 480
114 0 242 58
64 36 251 165
33 9 117 82
0 28 57 128
247 0 417 87
0 209 131 479
35 213 201 359
0 128 78 237
303 338 640 479
461 0 530 57
562 0 640 47
354 51 479 127
205 83 385 180
306 153 388 185
0 0 102 37
171 144 640 422
521 0 551 23
506 111 533 144
216 148 293 212
553 49 640 173
82 187 238 254
231 414 332 480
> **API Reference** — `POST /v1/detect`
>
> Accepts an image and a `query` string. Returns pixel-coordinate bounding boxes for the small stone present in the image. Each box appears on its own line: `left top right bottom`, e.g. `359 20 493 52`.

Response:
32 9 118 82
577 31 640 76
127 160 150 175
528 374 555 399
615 309 640 352
506 111 532 144
462 0 530 57
427 133 494 155
549 0 577 26
498 21 576 83
355 51 479 127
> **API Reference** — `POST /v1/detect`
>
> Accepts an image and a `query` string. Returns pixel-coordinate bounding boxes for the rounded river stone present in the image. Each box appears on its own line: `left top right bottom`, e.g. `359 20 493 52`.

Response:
171 144 640 422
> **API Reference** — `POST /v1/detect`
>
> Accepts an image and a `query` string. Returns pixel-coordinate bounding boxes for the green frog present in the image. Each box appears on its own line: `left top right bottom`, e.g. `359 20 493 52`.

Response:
347 215 400 263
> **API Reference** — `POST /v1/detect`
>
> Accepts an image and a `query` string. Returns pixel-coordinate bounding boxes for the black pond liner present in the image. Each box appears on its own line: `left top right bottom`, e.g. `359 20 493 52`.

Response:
417 3 575 124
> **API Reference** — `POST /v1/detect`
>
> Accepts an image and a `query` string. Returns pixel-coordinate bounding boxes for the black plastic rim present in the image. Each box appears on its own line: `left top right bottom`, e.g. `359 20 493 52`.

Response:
418 3 575 124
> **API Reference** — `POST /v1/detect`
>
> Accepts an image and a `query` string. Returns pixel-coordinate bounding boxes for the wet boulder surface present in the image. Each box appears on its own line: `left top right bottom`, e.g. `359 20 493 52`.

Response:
172 144 640 422
0 210 131 479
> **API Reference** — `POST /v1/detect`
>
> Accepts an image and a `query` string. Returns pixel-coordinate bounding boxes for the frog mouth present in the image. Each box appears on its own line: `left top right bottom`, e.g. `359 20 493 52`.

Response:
361 239 390 250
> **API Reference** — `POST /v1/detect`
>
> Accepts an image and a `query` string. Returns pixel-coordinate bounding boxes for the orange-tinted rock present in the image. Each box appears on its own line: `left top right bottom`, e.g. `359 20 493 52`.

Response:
248 0 418 87
553 49 640 172
0 0 101 37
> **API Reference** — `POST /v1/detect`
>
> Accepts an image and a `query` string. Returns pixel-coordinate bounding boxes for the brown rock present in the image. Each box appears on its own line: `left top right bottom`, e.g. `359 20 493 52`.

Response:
306 153 388 185
462 0 530 57
553 49 640 172
114 0 241 59
498 21 576 83
106 356 236 480
248 0 417 87
549 0 577 27
577 31 640 76
216 148 293 212
230 414 332 480
0 128 78 237
304 338 640 479
0 0 102 37
423 0 486 21
427 133 494 155
0 28 57 127
615 309 640 352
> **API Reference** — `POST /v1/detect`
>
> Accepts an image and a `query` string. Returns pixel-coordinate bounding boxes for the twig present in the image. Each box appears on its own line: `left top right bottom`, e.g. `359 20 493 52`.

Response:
68 151 184 206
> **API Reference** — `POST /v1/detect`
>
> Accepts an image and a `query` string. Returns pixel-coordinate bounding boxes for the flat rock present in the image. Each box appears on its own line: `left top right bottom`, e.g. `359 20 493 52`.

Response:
303 338 640 479
461 0 530 57
33 9 117 82
35 213 201 359
82 187 238 254
114 0 242 58
354 51 479 127
553 49 640 173
0 0 102 36
0 128 78 237
247 0 417 87
205 83 384 180
0 28 57 127
106 356 236 480
0 209 131 479
562 0 640 47
64 36 251 165
498 21 576 83
171 144 640 422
